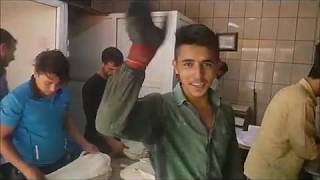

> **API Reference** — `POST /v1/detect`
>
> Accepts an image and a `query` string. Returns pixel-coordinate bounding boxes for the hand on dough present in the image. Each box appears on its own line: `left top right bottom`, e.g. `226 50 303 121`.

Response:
82 142 99 154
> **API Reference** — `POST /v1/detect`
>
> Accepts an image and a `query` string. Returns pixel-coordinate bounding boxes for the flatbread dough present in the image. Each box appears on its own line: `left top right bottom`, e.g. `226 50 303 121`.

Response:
120 158 155 180
122 139 149 160
46 152 112 180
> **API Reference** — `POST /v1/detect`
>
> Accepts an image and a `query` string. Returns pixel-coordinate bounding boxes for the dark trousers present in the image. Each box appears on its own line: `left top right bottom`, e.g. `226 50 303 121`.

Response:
0 142 81 180
0 163 25 180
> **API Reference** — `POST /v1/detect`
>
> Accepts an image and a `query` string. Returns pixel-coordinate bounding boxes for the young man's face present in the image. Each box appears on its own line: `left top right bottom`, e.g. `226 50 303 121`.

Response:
174 44 218 99
102 62 119 76
34 72 63 97
0 41 16 67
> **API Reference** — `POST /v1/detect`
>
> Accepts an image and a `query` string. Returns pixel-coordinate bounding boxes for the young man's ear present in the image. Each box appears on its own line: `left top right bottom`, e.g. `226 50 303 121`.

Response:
0 44 6 55
172 59 175 66
172 59 178 74
32 67 39 77
172 59 176 65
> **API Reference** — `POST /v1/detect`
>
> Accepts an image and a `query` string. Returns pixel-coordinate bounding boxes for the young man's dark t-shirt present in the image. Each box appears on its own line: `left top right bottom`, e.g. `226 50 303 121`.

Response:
82 73 109 151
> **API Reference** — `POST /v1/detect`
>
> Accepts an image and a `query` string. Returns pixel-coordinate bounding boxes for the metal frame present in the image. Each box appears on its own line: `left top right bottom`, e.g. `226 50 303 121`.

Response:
33 0 68 55
217 32 238 52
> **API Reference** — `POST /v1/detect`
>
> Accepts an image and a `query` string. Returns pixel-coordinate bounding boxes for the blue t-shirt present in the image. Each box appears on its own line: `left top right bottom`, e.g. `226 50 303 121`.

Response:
0 80 70 166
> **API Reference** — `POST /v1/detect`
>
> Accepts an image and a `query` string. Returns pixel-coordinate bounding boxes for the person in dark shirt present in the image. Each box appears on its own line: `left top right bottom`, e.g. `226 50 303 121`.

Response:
82 47 124 155
0 28 17 101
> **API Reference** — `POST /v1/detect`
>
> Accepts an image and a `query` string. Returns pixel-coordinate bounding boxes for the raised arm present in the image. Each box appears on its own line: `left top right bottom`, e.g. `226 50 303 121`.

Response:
95 0 167 142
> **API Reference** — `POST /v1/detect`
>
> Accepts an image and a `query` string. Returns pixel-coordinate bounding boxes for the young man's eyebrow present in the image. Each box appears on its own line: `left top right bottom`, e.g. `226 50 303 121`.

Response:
202 59 214 63
181 59 195 62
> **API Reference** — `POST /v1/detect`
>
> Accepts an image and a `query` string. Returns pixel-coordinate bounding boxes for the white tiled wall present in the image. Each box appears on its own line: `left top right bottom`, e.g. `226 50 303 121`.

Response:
93 0 320 125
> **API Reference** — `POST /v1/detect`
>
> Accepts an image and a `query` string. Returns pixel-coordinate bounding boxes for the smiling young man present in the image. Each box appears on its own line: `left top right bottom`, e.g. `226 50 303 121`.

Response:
0 50 98 180
95 1 243 179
